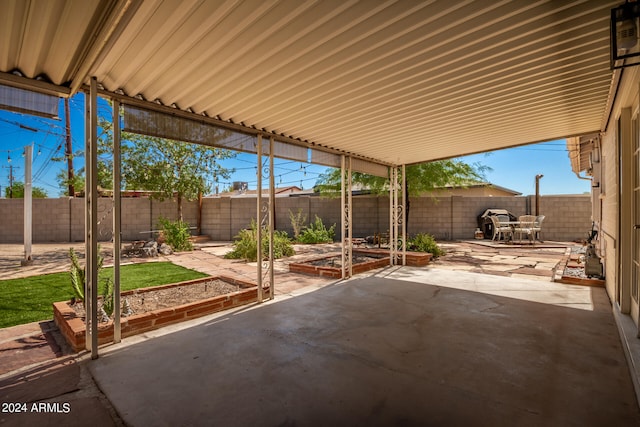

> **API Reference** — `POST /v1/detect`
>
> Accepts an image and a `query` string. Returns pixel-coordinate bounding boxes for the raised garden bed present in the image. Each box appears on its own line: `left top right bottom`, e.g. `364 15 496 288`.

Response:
289 251 390 278
356 248 433 267
53 276 266 352
289 249 433 278
553 247 606 287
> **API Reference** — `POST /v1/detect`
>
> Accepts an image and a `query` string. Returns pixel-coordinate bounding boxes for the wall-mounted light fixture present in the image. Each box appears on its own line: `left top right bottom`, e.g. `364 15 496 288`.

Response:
611 1 640 69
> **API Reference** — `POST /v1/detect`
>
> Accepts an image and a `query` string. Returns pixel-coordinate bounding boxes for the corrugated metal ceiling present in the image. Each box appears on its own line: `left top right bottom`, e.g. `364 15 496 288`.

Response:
0 0 621 166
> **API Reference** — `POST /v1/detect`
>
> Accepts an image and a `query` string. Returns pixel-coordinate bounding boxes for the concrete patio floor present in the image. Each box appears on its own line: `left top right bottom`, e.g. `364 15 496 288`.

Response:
82 268 638 426
2 241 638 426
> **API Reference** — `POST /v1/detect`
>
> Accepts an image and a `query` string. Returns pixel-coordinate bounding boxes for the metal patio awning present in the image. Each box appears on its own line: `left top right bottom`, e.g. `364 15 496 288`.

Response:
0 0 621 166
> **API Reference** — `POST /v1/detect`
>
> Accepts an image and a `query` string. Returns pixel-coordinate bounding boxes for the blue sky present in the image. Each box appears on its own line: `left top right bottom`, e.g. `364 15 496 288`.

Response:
0 94 590 197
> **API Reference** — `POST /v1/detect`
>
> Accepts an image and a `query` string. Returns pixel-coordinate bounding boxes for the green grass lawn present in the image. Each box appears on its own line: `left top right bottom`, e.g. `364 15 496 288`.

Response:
0 262 208 329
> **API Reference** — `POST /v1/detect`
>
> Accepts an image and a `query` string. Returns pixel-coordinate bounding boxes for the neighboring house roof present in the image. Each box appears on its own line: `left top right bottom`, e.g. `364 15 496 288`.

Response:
214 186 303 197
434 182 521 196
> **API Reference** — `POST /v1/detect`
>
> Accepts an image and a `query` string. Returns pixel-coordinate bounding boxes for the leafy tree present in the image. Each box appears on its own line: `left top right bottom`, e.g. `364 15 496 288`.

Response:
55 122 119 195
121 134 235 219
315 159 489 226
57 170 80 196
58 114 236 220
4 182 48 198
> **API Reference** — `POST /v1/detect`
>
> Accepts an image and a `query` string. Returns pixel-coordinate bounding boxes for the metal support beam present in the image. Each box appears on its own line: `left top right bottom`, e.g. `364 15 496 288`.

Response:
86 77 99 358
113 99 122 343
402 164 406 265
268 137 275 300
22 144 32 265
341 156 352 279
256 135 274 301
256 135 263 302
390 166 406 266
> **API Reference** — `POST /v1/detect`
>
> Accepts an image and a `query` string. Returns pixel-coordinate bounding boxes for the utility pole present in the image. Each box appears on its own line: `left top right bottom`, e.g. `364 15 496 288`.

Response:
535 174 544 216
1 165 19 198
8 165 13 198
65 98 75 196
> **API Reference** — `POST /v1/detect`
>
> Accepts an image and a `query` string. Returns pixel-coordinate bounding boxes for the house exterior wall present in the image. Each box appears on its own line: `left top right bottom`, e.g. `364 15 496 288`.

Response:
595 66 640 327
0 194 591 243
599 127 619 300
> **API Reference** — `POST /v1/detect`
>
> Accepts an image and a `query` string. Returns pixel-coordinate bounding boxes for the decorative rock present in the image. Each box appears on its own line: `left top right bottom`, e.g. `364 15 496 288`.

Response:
158 243 173 255
98 306 110 323
142 246 158 257
136 240 157 257
122 298 133 316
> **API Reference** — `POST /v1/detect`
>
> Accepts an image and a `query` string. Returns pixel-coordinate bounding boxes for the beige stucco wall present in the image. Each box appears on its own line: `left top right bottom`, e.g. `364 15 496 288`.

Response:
599 127 619 300
0 194 591 243
596 66 640 312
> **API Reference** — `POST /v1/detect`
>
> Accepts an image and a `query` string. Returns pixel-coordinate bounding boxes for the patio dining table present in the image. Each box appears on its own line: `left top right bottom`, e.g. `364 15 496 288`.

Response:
501 220 536 244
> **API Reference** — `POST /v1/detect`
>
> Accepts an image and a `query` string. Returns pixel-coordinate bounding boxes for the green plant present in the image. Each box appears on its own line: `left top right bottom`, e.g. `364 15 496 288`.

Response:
297 215 335 244
288 208 307 240
69 248 85 303
68 246 105 305
408 233 445 257
159 217 193 251
0 262 207 329
101 278 114 317
225 220 295 261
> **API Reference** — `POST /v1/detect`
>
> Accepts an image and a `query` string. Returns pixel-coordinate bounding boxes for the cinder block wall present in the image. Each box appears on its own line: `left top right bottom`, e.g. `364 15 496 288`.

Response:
0 199 24 242
0 194 592 243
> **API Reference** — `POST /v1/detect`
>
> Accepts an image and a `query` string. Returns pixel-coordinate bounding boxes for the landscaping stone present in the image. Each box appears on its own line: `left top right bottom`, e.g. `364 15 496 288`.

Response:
158 243 173 255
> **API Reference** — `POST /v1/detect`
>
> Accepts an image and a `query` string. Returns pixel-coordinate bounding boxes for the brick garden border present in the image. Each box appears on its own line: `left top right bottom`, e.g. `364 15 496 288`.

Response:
553 247 605 287
354 248 433 267
289 253 389 278
288 249 432 278
53 276 265 352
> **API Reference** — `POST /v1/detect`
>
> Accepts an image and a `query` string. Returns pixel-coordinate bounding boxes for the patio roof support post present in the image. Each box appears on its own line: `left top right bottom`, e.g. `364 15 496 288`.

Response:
84 84 90 351
85 77 99 358
402 164 406 265
341 155 352 279
268 137 275 300
112 99 122 343
389 166 394 266
22 144 32 265
389 166 406 266
256 134 263 302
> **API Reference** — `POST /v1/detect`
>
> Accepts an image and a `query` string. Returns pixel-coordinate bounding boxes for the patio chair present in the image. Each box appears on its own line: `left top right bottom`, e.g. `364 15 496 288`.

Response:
490 215 513 241
514 215 536 244
533 215 545 242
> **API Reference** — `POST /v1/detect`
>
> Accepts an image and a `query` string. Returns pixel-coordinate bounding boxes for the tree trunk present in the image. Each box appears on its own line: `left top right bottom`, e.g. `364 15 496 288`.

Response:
177 193 183 221
197 191 202 235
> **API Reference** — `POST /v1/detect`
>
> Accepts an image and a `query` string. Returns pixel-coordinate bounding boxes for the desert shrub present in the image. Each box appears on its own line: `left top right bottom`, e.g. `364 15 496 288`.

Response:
69 246 106 309
69 246 105 302
407 233 445 257
297 215 336 244
101 278 114 317
158 217 193 252
225 220 295 261
69 248 86 303
288 208 307 240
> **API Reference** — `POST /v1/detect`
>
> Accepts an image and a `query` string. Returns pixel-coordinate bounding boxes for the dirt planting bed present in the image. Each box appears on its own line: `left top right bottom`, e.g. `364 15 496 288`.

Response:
54 276 265 352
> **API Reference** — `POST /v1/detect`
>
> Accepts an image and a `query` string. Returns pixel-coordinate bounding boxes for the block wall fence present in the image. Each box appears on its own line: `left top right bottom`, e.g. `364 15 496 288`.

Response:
0 194 592 243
